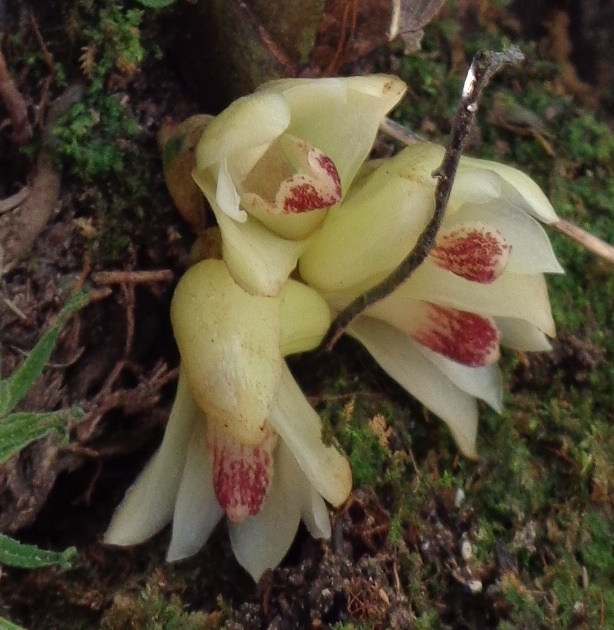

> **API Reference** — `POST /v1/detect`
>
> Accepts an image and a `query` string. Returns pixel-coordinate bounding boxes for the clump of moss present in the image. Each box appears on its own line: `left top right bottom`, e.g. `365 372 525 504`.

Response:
49 1 167 262
100 577 223 630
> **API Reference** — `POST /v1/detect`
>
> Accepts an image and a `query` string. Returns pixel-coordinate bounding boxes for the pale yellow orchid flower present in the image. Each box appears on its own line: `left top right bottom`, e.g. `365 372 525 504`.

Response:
105 260 351 580
300 143 563 457
192 75 407 296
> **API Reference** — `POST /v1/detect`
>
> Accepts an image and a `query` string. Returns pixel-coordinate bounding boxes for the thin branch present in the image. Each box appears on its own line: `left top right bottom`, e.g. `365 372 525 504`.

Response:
91 269 174 285
0 187 30 215
551 219 614 265
0 49 31 143
378 117 424 145
321 47 524 351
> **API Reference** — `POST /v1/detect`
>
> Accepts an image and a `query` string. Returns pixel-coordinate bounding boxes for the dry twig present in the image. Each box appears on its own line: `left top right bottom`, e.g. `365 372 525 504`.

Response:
0 48 31 143
91 269 174 285
550 219 614 265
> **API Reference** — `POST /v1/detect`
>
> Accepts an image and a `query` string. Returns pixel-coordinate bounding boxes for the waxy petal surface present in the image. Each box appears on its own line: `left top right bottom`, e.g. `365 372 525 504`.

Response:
171 260 282 445
401 260 556 336
300 161 434 293
208 423 278 523
268 364 352 507
280 280 331 356
167 419 224 561
260 75 407 190
104 372 199 546
410 304 500 367
195 91 290 171
417 346 503 411
431 222 511 283
495 316 553 351
243 135 341 215
368 296 500 367
444 199 563 275
229 441 303 580
195 174 309 295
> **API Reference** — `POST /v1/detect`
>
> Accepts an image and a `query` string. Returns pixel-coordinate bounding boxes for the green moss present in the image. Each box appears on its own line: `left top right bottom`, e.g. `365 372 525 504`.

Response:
46 1 169 262
100 580 222 630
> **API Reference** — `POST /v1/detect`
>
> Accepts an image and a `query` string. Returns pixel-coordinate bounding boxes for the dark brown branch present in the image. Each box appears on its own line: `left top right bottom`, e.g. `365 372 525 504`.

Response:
321 47 524 351
0 49 31 143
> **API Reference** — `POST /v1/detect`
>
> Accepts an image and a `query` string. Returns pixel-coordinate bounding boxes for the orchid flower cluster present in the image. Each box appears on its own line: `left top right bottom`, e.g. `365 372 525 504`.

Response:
105 75 562 580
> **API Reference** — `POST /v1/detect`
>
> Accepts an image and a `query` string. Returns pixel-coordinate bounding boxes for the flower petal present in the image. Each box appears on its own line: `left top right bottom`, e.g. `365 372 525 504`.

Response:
302 488 332 540
300 160 434 293
267 363 352 506
104 371 198 546
171 259 282 445
410 304 500 367
260 75 407 190
387 143 504 210
444 198 563 274
367 297 500 367
431 222 511 283
280 279 331 356
416 345 503 411
402 260 556 336
461 155 559 223
495 316 553 351
195 174 309 296
195 91 290 172
243 134 341 215
215 158 245 222
207 423 277 524
167 420 224 562
349 316 480 458
228 440 302 580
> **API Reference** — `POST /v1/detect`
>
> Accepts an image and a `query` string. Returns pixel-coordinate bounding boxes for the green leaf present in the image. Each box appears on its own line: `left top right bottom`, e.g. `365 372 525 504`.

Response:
0 533 77 570
0 616 27 630
135 0 176 8
0 290 89 417
0 408 85 466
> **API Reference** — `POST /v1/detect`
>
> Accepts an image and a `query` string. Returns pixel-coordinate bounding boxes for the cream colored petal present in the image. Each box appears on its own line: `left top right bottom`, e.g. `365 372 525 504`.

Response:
495 316 553 351
242 134 342 215
195 91 290 171
167 420 224 562
444 198 563 274
171 259 282 445
276 440 332 539
215 158 246 222
195 174 308 296
349 316 479 458
228 440 302 580
207 422 277 524
280 280 331 356
417 346 503 412
104 371 197 545
261 75 406 190
302 487 332 540
268 364 352 506
403 260 556 336
431 222 511 283
388 143 505 211
300 164 434 293
367 297 501 367
245 206 329 241
461 155 559 223
217 207 308 297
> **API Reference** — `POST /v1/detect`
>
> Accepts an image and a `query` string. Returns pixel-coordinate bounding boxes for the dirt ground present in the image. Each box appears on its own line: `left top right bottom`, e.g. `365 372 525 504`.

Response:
1 1 613 629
